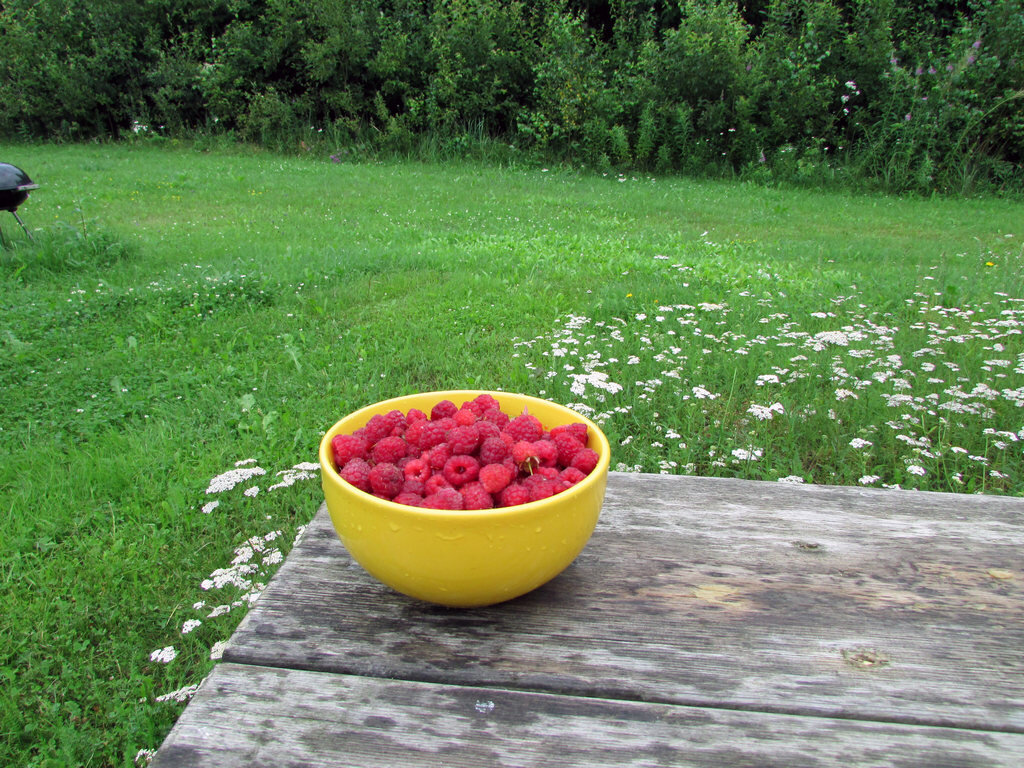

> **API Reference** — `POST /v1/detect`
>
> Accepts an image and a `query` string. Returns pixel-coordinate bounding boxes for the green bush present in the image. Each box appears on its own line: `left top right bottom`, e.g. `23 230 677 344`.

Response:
0 0 1020 193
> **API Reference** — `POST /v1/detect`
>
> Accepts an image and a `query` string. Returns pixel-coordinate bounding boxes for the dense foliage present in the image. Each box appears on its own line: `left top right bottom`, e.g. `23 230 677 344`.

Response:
2 0 1022 192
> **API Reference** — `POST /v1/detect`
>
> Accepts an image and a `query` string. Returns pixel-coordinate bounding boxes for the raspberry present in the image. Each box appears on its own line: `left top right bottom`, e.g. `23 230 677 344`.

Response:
559 466 587 486
553 433 585 465
483 408 510 429
339 458 372 492
371 435 408 464
571 448 600 475
460 481 494 510
424 473 453 495
383 409 407 434
405 418 429 449
527 478 558 502
368 462 403 498
476 420 501 441
407 408 429 423
471 393 501 414
430 400 458 420
417 421 449 451
453 407 478 426
506 412 543 442
331 434 368 467
426 442 453 470
478 436 508 465
534 439 558 468
362 414 394 443
498 482 531 507
479 463 514 494
403 458 431 483
401 478 426 496
443 455 480 487
534 466 559 480
423 488 463 510
393 491 423 507
512 441 540 472
552 422 589 443
448 424 480 455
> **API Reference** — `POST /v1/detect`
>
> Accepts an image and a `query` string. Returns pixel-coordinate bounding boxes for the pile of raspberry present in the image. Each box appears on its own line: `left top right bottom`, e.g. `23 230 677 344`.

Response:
330 393 600 511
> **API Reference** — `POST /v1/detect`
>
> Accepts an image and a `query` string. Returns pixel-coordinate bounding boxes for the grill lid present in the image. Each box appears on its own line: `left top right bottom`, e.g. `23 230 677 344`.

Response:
0 162 39 193
0 163 39 213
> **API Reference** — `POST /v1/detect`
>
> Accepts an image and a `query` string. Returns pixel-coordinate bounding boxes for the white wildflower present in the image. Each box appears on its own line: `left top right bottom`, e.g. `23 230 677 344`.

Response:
150 646 177 664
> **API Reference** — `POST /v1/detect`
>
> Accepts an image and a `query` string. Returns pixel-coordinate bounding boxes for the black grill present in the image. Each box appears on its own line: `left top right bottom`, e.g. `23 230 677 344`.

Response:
0 162 39 245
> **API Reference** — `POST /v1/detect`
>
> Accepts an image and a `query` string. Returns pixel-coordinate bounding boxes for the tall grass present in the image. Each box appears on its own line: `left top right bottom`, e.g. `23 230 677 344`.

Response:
1 142 1021 767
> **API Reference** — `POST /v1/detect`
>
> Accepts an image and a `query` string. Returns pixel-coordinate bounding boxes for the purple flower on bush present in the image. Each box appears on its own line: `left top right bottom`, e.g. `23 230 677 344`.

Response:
972 39 982 49
967 54 976 65
905 113 912 122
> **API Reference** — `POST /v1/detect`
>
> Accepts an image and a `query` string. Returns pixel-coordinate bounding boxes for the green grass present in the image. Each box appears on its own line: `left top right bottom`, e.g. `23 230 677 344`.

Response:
1 142 1022 767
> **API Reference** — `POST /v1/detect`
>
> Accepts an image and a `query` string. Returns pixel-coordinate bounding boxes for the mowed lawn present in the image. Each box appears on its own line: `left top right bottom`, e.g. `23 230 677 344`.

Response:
1 141 1022 767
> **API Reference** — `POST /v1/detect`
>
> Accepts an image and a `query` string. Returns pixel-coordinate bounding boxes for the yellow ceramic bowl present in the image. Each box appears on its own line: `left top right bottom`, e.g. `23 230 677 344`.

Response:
318 390 610 607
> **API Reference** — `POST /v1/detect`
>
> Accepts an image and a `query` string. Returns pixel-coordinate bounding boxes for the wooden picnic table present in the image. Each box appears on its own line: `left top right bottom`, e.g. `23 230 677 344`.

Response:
151 472 1024 767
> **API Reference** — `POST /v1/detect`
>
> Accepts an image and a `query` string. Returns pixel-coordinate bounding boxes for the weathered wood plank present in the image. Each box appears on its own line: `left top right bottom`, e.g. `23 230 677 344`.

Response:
151 663 1024 768
225 473 1024 732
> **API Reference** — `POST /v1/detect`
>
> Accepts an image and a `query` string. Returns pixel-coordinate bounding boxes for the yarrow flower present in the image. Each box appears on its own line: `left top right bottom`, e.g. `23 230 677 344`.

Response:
748 402 785 421
849 438 873 449
150 646 177 664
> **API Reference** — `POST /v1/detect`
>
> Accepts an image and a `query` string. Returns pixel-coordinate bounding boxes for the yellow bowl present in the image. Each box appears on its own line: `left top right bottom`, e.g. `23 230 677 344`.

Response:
318 390 610 607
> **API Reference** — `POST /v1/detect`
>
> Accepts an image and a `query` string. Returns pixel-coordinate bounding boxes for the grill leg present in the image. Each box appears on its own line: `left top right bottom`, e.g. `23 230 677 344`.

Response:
11 211 33 241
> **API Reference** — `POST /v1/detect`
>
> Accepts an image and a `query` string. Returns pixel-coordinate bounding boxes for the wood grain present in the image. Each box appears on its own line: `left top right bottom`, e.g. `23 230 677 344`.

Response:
151 663 1024 768
224 473 1024 733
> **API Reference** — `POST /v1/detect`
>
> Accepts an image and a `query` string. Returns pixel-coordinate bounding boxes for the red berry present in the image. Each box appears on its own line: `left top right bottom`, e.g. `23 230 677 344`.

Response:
339 458 372 492
512 440 540 471
553 433 585 465
453 407 478 426
430 400 458 420
478 436 508 465
443 455 480 487
498 482 531 507
423 488 463 510
534 439 558 468
405 418 428 448
552 422 589 443
479 463 514 494
426 442 453 470
460 481 494 510
559 466 587 485
417 421 448 451
401 478 426 496
506 412 543 442
471 393 501 414
369 462 403 498
448 424 480 455
362 414 394 443
331 434 368 467
424 473 453 495
407 408 429 423
483 408 510 429
393 492 423 507
528 478 559 502
571 448 600 475
476 420 501 441
534 466 559 480
403 458 431 483
371 435 408 464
